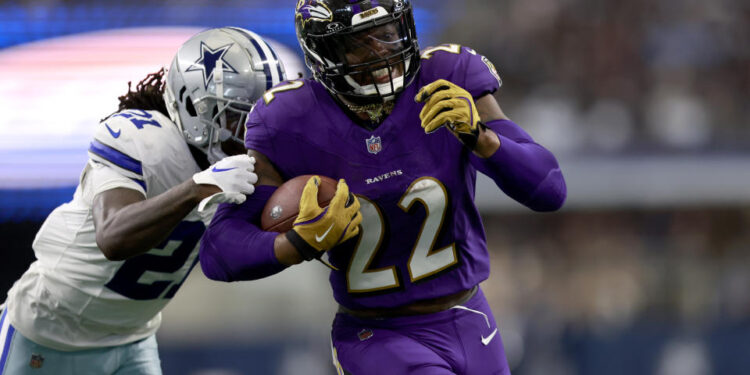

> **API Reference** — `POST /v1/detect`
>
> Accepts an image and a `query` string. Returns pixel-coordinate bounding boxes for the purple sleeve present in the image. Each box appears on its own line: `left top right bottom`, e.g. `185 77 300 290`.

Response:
420 45 501 99
244 105 278 157
463 50 501 98
199 185 289 281
470 119 567 212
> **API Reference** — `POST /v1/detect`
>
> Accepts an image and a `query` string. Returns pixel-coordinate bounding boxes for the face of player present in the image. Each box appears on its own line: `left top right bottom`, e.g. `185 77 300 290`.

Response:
341 22 406 86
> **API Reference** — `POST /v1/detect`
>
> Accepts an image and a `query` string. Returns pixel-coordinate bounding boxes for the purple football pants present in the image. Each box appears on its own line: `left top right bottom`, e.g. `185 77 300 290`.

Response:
330 287 511 375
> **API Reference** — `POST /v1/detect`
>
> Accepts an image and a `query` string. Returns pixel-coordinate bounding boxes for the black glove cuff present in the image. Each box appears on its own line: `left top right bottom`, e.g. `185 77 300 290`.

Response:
477 121 489 132
458 122 486 150
285 230 321 262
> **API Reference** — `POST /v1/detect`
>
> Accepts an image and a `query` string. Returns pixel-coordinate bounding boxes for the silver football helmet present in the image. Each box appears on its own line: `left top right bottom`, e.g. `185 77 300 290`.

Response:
164 27 286 163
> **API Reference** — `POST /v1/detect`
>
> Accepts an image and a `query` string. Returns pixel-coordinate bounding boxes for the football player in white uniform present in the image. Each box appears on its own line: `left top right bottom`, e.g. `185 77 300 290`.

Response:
0 27 286 374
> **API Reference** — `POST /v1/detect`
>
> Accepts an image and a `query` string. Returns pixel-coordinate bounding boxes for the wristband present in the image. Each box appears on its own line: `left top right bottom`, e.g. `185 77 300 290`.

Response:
285 230 322 261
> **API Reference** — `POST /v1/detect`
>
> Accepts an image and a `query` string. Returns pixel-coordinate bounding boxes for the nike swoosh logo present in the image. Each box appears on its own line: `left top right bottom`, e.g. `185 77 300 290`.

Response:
315 223 335 243
105 123 121 138
481 328 498 346
212 166 237 172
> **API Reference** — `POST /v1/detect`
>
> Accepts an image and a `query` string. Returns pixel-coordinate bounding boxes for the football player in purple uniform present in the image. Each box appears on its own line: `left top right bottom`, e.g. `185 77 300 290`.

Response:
199 1 566 374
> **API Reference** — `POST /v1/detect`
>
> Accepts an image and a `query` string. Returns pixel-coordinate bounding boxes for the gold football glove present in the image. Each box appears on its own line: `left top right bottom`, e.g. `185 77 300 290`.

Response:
285 176 362 263
415 79 486 149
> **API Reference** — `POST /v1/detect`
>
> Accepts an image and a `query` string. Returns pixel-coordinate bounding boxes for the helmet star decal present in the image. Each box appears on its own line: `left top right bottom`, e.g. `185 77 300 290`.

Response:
186 42 238 89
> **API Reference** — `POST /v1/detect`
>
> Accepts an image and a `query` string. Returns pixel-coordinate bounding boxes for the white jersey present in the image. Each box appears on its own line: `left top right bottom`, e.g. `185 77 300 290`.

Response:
5 109 214 351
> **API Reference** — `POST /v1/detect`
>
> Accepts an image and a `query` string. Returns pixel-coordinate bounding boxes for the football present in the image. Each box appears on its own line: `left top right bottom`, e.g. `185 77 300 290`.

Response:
261 174 338 233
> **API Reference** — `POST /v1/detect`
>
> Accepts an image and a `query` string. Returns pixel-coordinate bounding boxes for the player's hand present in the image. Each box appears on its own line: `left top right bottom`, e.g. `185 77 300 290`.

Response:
193 154 258 212
415 79 485 149
285 176 362 261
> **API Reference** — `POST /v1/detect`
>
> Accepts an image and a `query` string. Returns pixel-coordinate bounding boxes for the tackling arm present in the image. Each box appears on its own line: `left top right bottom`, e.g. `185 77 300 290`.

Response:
93 154 258 260
93 181 220 261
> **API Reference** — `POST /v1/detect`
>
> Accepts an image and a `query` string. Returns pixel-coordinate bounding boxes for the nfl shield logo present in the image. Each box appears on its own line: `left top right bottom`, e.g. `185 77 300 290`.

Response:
365 135 382 154
29 353 44 369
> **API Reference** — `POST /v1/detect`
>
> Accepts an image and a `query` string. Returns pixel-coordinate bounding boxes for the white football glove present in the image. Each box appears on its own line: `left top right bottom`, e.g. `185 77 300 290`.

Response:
193 154 258 212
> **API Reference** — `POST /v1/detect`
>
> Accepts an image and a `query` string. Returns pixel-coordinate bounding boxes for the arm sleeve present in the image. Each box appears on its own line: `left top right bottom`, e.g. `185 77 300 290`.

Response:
470 119 567 212
199 185 289 281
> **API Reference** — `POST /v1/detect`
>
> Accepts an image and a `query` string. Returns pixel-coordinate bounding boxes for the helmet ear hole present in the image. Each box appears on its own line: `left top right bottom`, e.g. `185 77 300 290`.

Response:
185 96 197 117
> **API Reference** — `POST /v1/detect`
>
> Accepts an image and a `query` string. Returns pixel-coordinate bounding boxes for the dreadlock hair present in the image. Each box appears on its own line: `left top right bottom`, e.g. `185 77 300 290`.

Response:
102 68 170 121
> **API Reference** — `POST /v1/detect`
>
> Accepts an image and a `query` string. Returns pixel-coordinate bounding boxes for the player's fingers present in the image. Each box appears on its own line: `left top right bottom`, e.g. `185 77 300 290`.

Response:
420 89 455 106
420 98 457 124
350 211 362 229
247 172 259 185
298 176 322 214
241 183 256 196
415 79 452 103
418 90 454 120
431 103 467 125
329 179 351 210
225 155 252 172
225 192 246 205
229 154 251 164
422 104 463 133
419 87 454 106
239 175 257 192
424 112 466 135
340 212 362 243
424 113 463 134
234 194 247 205
416 84 450 103
351 194 360 211
343 193 361 216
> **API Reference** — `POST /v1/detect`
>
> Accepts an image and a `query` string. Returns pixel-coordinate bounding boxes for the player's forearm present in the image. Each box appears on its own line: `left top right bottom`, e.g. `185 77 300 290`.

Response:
200 214 286 281
471 119 567 211
199 186 292 281
95 179 216 260
200 219 303 283
273 234 305 265
472 125 501 158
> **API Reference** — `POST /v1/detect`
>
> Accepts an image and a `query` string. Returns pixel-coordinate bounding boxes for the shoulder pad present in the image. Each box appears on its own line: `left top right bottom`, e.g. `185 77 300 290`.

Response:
255 79 317 116
418 44 501 98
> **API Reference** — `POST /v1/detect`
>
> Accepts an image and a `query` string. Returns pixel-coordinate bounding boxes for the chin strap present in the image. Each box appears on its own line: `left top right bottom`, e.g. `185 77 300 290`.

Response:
344 100 395 123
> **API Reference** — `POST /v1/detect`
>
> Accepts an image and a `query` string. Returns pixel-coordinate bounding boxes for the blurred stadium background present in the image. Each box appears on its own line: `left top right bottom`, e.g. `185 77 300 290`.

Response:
1 0 749 374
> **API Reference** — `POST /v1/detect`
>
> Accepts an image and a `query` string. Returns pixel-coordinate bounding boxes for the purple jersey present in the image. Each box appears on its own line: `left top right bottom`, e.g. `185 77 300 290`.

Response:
246 45 502 309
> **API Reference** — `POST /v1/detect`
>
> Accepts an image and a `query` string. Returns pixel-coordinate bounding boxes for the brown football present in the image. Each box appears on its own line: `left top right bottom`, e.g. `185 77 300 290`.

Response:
261 175 338 233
